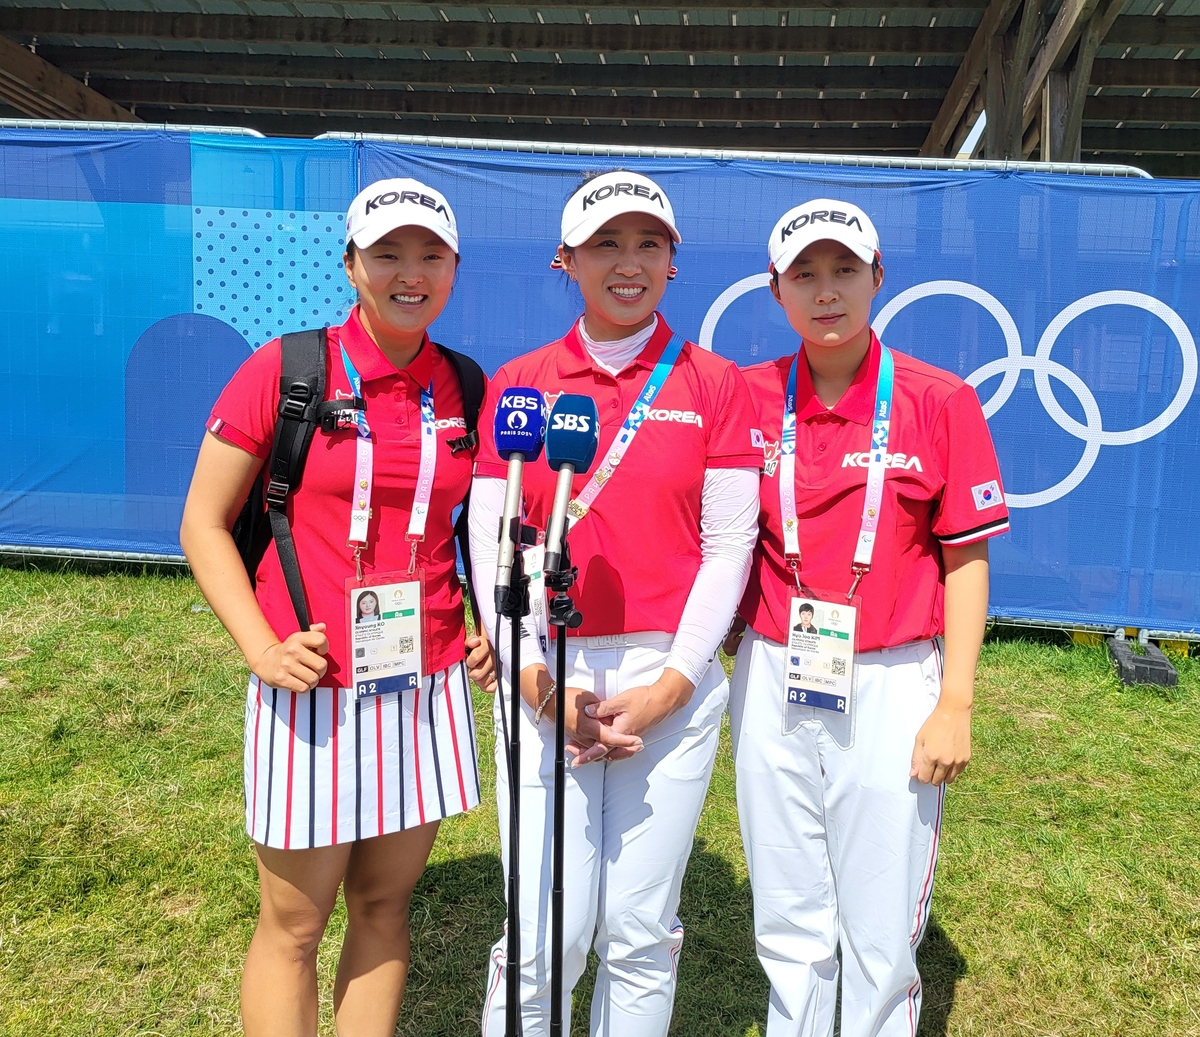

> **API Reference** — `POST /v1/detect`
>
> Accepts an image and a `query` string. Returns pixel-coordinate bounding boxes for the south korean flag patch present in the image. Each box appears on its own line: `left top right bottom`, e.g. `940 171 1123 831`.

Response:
971 480 1004 510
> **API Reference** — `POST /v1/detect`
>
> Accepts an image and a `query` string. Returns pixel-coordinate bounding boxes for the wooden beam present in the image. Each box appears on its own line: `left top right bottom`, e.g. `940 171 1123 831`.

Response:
1021 0 1102 130
1106 16 1200 47
1057 0 1124 160
0 34 138 122
401 0 991 7
40 47 957 95
919 0 1023 156
130 108 928 151
1092 59 1200 88
1083 126 1200 152
1041 69 1071 159
1002 0 1043 156
985 34 1007 158
0 9 973 55
102 79 941 124
1087 95 1200 123
950 85 986 154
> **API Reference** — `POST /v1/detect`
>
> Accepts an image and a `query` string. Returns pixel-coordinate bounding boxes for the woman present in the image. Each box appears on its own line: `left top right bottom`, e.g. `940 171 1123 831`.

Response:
727 199 1007 1037
469 169 761 1037
181 176 495 1037
355 590 381 624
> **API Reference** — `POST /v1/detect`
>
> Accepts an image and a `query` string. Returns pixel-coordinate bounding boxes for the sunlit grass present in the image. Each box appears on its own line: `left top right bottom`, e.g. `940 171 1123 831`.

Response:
0 568 1196 1035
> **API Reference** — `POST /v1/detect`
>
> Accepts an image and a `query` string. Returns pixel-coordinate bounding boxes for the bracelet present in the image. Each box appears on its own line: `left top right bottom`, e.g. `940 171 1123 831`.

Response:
533 682 557 725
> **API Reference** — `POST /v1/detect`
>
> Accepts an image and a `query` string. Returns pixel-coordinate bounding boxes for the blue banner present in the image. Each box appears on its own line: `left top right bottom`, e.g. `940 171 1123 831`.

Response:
1 128 1197 634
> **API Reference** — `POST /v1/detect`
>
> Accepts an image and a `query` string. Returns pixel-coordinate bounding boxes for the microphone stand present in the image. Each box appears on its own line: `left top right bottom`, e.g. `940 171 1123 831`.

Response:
496 545 531 1037
544 541 583 1037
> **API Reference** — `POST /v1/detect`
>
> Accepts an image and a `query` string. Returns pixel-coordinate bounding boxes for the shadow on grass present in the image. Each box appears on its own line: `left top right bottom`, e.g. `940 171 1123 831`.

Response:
400 852 506 1036
917 917 967 1037
398 851 963 1037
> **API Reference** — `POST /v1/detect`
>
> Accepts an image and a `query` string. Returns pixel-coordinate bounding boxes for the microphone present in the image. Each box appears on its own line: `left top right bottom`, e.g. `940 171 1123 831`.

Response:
493 387 547 614
543 394 600 576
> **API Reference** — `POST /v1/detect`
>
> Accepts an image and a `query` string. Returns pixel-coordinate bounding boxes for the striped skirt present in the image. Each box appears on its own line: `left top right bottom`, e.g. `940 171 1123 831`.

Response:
244 661 481 850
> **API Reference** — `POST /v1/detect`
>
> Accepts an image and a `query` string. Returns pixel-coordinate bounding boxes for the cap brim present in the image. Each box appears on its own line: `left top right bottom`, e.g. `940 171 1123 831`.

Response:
350 212 459 254
563 203 682 248
773 228 876 273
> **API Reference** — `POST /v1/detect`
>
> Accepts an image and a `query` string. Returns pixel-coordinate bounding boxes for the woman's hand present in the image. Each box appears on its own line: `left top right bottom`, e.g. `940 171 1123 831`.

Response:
722 616 747 657
572 668 694 766
520 666 643 762
250 623 329 693
910 699 972 786
465 633 498 694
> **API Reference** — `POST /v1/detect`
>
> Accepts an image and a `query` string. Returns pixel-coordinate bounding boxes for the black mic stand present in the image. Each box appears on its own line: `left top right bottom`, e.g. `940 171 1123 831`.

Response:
495 534 533 1037
545 541 583 1037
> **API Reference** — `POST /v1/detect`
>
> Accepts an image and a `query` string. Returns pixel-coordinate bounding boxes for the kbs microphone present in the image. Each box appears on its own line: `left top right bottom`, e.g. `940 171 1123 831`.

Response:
543 394 600 576
493 387 547 613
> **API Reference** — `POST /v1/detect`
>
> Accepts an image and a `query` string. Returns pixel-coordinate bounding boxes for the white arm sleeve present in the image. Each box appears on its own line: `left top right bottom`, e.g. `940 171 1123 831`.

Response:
468 475 551 675
664 467 761 688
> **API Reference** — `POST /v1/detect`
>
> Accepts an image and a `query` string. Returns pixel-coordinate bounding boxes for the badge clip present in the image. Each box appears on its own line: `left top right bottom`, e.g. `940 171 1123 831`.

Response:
786 554 802 591
847 564 869 601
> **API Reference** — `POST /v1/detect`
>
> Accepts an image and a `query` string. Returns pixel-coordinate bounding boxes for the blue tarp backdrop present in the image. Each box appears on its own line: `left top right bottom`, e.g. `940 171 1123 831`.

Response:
1 128 1197 633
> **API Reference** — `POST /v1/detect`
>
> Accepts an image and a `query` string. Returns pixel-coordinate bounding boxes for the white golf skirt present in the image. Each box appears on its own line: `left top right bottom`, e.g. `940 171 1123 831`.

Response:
243 661 481 850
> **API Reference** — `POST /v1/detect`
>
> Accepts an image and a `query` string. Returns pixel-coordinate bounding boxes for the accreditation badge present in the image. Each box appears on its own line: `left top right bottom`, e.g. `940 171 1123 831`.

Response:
523 539 550 655
783 590 860 747
347 572 426 699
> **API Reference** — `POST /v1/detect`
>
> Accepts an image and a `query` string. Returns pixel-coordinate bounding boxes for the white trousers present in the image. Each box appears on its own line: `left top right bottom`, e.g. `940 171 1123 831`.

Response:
483 634 727 1037
728 629 945 1037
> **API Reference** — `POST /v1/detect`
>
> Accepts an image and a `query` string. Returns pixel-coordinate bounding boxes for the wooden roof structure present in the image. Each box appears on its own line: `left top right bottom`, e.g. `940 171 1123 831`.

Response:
1 0 1197 176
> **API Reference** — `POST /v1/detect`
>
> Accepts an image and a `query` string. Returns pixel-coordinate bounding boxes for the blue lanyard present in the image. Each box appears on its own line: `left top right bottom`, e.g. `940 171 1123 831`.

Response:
567 329 686 523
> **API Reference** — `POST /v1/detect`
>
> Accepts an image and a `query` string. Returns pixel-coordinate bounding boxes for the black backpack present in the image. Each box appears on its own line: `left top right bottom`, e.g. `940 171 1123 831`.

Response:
231 328 486 630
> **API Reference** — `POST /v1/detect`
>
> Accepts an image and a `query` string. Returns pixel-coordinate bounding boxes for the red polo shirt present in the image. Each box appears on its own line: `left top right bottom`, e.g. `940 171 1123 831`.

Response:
207 306 479 686
740 333 1010 652
475 315 760 638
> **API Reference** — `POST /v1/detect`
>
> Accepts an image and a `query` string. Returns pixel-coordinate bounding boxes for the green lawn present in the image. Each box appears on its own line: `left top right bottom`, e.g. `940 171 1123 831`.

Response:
0 567 1197 1036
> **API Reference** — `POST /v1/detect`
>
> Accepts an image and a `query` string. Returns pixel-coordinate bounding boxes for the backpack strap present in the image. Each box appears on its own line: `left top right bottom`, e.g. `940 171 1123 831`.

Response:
265 328 327 631
435 343 487 612
436 344 486 455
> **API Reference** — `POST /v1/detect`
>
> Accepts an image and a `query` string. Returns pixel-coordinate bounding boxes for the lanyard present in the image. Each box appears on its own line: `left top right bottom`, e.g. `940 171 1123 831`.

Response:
779 343 895 600
566 330 686 526
340 346 438 577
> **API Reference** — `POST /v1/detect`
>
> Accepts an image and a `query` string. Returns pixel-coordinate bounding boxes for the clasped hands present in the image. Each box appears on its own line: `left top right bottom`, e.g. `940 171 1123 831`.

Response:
520 665 695 767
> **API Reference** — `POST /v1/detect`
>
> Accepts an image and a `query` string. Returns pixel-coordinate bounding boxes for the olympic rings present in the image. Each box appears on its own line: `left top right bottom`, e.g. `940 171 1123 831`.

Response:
698 278 1198 510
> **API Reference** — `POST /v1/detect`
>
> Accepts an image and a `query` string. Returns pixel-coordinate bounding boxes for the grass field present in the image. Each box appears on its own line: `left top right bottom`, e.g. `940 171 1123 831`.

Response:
0 566 1197 1036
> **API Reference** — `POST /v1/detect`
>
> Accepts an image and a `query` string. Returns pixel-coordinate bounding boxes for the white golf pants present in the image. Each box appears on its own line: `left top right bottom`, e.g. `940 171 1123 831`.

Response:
483 633 727 1037
728 628 945 1037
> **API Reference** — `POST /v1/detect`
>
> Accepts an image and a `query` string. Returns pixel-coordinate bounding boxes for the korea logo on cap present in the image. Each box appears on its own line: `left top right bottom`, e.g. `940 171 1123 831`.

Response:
346 177 460 253
561 170 682 249
768 198 880 276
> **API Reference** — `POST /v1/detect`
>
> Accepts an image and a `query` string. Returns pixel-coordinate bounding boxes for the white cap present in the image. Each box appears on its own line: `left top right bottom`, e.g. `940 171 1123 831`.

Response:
768 198 879 274
561 170 681 248
345 177 459 253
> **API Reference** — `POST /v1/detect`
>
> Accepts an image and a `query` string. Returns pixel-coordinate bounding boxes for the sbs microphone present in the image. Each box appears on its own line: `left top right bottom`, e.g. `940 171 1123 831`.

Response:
493 387 547 613
543 394 600 576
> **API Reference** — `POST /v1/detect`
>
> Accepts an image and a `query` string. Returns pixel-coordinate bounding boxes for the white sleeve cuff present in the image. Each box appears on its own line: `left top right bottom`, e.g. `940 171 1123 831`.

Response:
664 467 761 688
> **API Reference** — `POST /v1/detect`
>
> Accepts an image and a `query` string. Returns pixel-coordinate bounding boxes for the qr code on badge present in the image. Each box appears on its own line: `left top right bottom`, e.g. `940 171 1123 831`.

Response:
831 657 847 677
397 636 414 654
